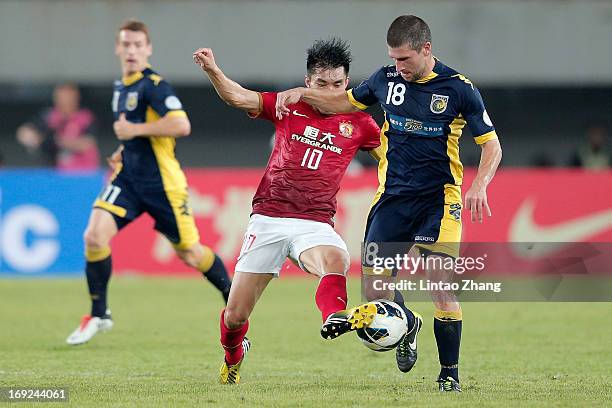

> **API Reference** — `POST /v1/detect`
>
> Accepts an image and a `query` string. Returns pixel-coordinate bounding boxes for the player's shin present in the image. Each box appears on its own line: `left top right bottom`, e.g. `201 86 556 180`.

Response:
393 289 416 330
315 273 348 322
220 309 249 365
434 308 462 382
85 246 112 317
198 246 232 302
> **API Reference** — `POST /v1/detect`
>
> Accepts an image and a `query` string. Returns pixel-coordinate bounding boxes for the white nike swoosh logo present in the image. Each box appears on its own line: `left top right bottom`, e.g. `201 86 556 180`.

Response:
337 297 347 306
292 110 309 118
406 316 421 351
509 198 612 257
407 320 419 350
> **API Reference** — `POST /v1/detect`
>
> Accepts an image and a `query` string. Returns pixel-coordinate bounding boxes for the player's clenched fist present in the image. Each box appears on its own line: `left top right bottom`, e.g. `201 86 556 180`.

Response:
193 48 217 72
275 88 304 120
113 113 138 140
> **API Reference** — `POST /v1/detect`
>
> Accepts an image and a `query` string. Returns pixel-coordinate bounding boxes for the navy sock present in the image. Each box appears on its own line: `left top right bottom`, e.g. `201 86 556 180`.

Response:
393 289 415 330
202 255 232 303
85 255 112 317
434 317 462 381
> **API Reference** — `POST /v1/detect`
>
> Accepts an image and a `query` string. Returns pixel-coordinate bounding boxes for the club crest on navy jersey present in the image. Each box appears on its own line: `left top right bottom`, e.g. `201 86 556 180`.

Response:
125 92 139 111
339 121 353 138
430 94 449 114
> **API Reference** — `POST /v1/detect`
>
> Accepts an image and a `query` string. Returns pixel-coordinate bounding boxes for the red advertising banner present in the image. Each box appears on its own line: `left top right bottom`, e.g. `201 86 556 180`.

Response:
111 169 612 276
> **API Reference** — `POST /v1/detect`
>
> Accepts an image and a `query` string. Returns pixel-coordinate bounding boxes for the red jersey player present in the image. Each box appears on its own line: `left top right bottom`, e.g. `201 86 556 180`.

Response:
194 39 381 384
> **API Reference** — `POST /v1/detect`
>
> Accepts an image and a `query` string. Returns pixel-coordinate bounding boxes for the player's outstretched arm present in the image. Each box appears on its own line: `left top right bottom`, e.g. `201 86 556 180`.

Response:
193 47 260 113
275 87 358 120
464 138 502 223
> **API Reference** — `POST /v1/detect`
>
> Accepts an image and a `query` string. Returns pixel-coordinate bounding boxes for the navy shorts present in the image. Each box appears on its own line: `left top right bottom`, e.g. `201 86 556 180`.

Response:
363 185 462 274
93 171 200 250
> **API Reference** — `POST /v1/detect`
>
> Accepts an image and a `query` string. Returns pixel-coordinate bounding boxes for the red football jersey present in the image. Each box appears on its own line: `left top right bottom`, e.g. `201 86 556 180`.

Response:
249 91 381 225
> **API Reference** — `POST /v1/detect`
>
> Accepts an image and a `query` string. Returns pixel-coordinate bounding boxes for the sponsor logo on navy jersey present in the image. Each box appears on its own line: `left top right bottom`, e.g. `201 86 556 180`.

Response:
388 114 444 137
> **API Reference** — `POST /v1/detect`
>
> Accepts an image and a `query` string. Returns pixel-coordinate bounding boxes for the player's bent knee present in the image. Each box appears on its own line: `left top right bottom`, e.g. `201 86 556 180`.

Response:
224 307 249 329
83 228 109 250
433 300 461 312
176 244 215 271
176 249 198 268
323 250 350 275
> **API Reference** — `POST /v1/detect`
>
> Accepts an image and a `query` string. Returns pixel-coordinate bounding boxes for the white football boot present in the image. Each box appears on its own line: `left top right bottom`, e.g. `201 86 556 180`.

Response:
66 310 113 345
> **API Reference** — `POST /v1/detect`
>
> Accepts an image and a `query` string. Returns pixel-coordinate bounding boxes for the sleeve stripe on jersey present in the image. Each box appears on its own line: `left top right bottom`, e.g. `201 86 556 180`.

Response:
247 92 264 118
474 130 498 145
347 89 368 110
165 110 188 119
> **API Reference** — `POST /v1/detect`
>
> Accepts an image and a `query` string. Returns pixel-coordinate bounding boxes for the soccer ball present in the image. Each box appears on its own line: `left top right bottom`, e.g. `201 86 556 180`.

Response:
356 300 408 352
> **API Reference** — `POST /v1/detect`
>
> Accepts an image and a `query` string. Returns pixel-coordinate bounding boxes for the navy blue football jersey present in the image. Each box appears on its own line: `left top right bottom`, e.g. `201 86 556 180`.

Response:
348 59 498 197
111 66 188 191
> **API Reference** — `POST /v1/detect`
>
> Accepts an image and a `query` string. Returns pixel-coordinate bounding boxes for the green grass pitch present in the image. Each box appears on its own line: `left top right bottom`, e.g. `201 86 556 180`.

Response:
1 276 611 407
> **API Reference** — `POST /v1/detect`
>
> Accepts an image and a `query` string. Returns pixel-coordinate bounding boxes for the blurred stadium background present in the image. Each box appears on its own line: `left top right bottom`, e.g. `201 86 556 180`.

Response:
1 1 611 406
2 0 612 168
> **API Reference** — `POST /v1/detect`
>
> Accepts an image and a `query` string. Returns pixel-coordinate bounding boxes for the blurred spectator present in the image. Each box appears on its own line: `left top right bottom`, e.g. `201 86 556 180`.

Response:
569 125 611 170
16 83 100 170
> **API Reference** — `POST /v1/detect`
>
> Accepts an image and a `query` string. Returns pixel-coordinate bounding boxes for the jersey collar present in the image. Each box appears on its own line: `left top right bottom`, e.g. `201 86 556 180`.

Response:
122 64 152 86
413 58 440 84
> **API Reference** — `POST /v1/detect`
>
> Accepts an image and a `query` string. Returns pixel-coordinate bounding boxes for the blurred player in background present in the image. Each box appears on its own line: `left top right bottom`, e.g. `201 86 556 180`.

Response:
66 19 232 345
569 124 610 170
276 15 503 392
194 38 385 384
16 83 100 170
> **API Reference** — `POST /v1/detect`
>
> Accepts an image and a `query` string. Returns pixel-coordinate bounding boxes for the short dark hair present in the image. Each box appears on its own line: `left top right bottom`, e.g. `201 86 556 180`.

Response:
117 19 150 43
387 15 431 50
306 38 352 75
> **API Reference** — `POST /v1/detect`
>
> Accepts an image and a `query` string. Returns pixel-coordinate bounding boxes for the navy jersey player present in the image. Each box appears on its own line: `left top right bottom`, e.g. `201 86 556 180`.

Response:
275 15 503 392
66 20 232 346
